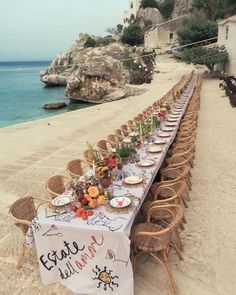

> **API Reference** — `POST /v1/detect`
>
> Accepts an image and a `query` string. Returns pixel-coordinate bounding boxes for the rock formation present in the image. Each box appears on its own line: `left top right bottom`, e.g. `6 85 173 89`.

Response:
136 7 163 28
172 0 192 18
40 39 148 103
43 102 67 110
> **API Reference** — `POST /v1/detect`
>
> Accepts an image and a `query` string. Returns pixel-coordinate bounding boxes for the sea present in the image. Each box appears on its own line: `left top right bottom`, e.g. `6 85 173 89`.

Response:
0 61 92 128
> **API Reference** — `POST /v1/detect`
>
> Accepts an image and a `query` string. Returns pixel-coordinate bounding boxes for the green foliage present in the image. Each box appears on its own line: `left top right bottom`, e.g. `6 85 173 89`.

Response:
84 37 97 48
96 36 115 47
116 143 133 158
192 0 236 21
121 24 143 46
177 15 218 45
140 0 158 9
106 24 123 35
158 0 175 19
182 45 229 72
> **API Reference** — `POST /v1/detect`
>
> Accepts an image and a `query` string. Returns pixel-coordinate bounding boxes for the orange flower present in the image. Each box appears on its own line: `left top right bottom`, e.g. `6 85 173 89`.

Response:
89 199 97 208
84 194 91 201
88 186 99 197
160 107 168 113
97 195 106 205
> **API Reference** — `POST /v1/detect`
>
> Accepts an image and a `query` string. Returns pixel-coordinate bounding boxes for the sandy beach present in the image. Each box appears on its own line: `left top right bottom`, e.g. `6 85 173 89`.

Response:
0 55 236 295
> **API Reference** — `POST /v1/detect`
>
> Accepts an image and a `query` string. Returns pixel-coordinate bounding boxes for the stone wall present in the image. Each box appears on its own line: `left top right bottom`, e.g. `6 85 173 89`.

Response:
144 16 184 51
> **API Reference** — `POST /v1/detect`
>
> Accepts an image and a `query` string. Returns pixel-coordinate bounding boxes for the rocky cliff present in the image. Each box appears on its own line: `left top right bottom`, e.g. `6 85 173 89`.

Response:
40 36 148 103
136 7 163 28
172 0 192 18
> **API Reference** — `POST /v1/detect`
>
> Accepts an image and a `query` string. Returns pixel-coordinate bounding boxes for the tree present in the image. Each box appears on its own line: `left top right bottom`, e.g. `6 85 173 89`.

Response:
182 45 229 72
106 24 123 35
84 37 96 48
121 24 143 46
192 0 236 20
140 0 158 9
177 15 218 45
158 0 175 19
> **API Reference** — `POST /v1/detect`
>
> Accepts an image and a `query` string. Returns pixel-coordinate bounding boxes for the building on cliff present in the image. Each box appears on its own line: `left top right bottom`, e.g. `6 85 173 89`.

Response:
123 0 142 27
144 16 184 51
217 15 236 76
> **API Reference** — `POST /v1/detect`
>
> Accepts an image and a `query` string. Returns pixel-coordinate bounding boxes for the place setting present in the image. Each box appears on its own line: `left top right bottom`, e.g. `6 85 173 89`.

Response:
147 145 162 153
122 174 146 188
105 193 140 214
162 126 175 132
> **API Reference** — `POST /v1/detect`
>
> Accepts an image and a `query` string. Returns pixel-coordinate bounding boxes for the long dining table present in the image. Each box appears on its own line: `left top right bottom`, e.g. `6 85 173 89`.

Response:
26 75 197 295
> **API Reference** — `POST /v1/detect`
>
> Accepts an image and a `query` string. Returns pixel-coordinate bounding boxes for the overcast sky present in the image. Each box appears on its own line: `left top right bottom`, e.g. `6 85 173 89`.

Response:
0 0 127 61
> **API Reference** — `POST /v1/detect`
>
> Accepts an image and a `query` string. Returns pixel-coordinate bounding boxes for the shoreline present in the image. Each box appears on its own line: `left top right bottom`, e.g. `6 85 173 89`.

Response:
0 56 197 211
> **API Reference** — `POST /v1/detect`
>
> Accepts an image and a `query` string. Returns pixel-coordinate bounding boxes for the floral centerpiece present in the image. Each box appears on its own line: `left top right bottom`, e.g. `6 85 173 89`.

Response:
116 143 133 165
72 185 107 220
161 102 171 112
96 153 117 188
157 108 168 121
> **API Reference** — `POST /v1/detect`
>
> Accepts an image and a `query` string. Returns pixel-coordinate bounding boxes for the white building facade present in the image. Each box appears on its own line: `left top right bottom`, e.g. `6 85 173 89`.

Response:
218 15 236 76
123 0 142 27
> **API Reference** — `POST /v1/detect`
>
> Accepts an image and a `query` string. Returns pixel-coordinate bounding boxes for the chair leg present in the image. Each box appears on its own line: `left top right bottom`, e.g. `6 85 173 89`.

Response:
163 251 178 294
16 243 26 269
175 228 184 251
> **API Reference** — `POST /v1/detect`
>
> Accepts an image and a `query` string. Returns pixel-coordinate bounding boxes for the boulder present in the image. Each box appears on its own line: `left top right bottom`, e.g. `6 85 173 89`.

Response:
40 74 68 86
137 7 163 28
64 53 130 103
43 102 67 110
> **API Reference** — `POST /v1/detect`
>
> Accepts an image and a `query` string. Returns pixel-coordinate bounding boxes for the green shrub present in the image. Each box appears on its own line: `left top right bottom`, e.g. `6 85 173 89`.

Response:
121 24 143 46
177 15 218 45
182 45 229 72
84 37 96 48
141 0 158 9
158 0 175 19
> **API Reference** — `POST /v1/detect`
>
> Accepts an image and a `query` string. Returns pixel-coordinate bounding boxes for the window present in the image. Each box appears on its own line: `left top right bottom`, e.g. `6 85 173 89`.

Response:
225 25 229 40
130 2 133 9
169 32 174 41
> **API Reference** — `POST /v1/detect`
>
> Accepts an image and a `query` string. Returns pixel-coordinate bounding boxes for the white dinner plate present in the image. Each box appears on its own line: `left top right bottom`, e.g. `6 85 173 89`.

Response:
154 139 166 144
51 195 72 207
123 138 132 143
137 160 154 167
167 118 178 122
166 122 177 127
148 146 162 153
162 127 175 132
159 132 171 138
172 111 181 115
124 176 143 185
110 196 132 208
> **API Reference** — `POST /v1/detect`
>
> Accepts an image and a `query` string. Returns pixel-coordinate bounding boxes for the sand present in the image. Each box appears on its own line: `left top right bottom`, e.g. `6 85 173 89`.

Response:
0 55 235 295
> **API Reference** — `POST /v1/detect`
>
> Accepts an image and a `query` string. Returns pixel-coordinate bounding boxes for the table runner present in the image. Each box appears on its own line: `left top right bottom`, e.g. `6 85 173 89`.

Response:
26 75 197 295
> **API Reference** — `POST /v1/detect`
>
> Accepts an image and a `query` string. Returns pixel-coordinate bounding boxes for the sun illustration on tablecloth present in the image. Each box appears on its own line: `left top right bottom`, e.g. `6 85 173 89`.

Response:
92 265 119 291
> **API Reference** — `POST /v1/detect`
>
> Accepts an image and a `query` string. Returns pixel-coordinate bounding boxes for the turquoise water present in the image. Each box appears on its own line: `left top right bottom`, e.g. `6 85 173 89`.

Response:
0 61 92 128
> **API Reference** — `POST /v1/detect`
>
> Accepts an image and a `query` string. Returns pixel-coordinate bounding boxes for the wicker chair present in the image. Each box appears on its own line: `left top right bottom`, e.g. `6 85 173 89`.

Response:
46 175 72 199
127 120 137 131
66 159 89 179
107 134 119 147
83 149 94 167
115 129 125 141
9 196 50 268
120 124 131 137
96 139 114 156
131 204 184 294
